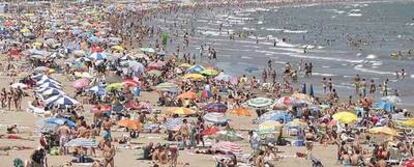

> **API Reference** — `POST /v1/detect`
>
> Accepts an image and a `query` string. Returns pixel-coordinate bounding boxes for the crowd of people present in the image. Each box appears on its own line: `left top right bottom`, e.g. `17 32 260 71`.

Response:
0 1 411 167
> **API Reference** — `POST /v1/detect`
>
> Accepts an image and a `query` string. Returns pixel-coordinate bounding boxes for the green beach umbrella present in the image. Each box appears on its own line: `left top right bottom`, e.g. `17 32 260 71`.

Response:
245 97 274 109
200 69 219 76
106 83 123 91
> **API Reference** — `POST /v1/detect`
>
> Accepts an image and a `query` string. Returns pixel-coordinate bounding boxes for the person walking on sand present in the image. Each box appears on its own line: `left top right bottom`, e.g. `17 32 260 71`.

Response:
102 140 115 167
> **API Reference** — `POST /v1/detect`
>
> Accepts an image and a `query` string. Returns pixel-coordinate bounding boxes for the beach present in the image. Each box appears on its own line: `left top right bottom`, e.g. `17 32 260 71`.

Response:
0 0 412 167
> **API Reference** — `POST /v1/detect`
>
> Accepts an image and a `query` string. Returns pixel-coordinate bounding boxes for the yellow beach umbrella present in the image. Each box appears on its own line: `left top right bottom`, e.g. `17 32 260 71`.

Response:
398 119 414 127
106 83 124 91
167 107 196 116
368 126 399 136
258 121 283 134
111 45 124 52
179 63 191 69
332 111 357 124
200 69 219 76
183 73 205 80
20 28 30 33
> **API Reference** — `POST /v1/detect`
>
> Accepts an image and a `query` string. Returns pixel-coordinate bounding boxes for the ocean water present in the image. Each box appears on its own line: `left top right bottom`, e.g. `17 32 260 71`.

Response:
146 0 414 106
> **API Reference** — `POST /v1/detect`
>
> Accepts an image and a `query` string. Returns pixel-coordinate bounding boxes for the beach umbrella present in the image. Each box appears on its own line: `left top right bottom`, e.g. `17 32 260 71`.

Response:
37 88 65 97
212 141 242 154
398 119 414 127
200 69 219 76
72 78 90 89
146 70 162 77
34 66 50 73
37 78 61 86
10 83 28 89
215 130 243 142
179 63 192 69
204 103 228 113
45 95 79 106
163 118 183 131
122 79 139 87
258 120 283 134
177 91 198 100
332 112 357 124
147 61 165 70
37 82 62 89
20 28 31 33
65 138 98 148
117 119 142 130
187 64 205 73
31 74 48 81
88 86 106 96
183 73 205 80
291 92 313 104
155 82 179 92
256 110 292 124
286 119 308 128
90 105 112 113
276 96 299 106
167 107 196 116
89 52 108 60
140 47 155 53
229 107 252 116
39 118 76 128
111 45 124 52
368 126 399 136
105 83 124 91
203 112 228 124
245 97 274 109
202 127 220 136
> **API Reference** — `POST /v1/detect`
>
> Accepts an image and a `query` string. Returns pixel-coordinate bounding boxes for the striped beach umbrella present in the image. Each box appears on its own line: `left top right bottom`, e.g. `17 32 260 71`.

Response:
203 112 228 124
89 52 108 60
204 103 228 113
45 95 79 106
245 97 274 109
212 141 242 154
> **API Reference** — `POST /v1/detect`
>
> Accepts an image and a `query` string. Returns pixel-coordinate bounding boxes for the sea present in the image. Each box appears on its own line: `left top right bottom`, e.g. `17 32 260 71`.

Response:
145 0 414 107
